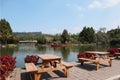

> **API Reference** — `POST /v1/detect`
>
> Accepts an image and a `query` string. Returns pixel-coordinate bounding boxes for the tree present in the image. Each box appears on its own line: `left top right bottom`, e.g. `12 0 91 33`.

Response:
0 19 13 44
107 26 120 46
96 30 109 45
70 33 79 43
79 26 95 43
52 34 61 43
37 35 47 44
61 29 70 44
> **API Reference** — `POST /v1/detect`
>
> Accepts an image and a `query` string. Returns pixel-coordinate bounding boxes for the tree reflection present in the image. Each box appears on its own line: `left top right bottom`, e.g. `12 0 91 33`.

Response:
36 44 47 53
60 47 70 61
0 46 15 56
78 44 96 52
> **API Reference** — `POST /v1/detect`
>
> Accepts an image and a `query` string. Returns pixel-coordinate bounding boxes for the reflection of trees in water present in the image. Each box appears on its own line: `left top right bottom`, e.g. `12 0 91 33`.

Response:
0 47 15 56
36 45 47 53
60 47 70 61
78 45 95 53
70 46 79 53
78 44 110 53
52 47 61 53
95 44 109 51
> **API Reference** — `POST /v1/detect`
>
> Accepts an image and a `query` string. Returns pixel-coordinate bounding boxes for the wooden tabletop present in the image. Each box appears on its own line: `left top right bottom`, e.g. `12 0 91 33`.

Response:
85 51 110 55
38 54 61 60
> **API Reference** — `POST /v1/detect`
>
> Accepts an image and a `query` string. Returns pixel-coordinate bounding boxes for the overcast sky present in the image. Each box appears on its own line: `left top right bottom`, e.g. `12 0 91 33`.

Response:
1 0 120 34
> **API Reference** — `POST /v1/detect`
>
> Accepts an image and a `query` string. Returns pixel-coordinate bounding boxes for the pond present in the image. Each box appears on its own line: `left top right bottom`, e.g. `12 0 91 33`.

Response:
0 43 110 68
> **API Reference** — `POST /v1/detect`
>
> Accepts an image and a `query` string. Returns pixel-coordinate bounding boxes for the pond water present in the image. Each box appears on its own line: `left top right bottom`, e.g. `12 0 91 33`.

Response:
0 43 109 68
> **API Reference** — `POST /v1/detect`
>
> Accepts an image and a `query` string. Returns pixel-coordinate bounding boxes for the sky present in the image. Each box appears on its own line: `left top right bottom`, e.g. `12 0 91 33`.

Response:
0 0 120 34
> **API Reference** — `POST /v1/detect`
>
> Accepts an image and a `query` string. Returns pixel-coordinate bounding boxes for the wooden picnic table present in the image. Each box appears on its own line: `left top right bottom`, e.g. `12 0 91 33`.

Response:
38 54 62 68
25 54 73 80
78 51 112 70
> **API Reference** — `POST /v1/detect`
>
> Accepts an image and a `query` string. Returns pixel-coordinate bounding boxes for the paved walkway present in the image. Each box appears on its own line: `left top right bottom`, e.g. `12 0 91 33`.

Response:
9 58 120 80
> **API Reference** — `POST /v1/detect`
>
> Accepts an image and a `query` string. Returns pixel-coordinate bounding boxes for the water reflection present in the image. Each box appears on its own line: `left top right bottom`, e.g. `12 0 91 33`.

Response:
0 43 110 68
0 46 15 56
60 47 70 61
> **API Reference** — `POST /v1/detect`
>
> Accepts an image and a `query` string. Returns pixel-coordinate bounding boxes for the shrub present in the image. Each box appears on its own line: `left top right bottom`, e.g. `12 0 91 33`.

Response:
107 48 119 54
0 55 16 80
24 55 39 65
77 52 95 59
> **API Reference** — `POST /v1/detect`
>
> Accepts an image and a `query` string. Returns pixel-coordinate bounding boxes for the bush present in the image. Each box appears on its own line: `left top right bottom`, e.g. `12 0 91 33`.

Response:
37 36 47 44
107 48 119 54
24 55 39 65
0 55 16 80
110 39 120 46
77 52 95 59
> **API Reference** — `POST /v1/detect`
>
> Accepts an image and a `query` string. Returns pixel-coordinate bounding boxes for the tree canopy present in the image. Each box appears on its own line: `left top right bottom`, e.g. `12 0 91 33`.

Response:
61 29 70 44
107 26 120 46
0 19 13 44
79 26 95 43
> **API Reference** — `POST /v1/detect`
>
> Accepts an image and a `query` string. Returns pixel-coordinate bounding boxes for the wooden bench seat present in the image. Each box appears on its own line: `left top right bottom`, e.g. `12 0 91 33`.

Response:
25 63 39 80
25 63 38 72
78 58 112 70
61 61 73 77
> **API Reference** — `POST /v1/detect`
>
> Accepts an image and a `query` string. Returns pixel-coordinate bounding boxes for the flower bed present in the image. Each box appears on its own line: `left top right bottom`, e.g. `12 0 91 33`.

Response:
0 55 16 80
24 55 39 65
77 52 95 59
107 48 120 55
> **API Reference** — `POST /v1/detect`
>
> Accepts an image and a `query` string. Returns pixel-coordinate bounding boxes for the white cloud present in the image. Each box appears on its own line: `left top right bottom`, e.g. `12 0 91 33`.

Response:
74 4 84 11
89 1 102 8
66 3 84 17
66 3 84 11
89 0 120 9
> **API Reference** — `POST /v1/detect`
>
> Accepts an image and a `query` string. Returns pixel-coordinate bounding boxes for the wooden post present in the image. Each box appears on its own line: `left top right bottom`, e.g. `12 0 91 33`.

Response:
109 59 112 67
96 62 99 70
80 60 84 66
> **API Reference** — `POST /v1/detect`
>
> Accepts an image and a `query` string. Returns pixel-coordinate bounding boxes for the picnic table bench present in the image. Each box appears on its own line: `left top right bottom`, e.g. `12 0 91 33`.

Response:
61 61 73 76
25 63 38 80
78 58 112 70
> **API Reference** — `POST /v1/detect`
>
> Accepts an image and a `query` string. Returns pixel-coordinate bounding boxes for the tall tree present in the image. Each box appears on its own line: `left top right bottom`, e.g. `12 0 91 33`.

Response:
107 26 120 46
61 29 70 44
79 26 95 43
0 19 12 44
37 35 47 44
96 30 109 45
52 34 61 42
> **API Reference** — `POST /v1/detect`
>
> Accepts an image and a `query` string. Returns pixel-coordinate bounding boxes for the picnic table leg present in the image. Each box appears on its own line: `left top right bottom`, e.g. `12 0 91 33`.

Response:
34 73 38 80
109 59 112 67
80 60 84 66
96 62 99 70
35 73 42 80
50 61 57 67
63 68 69 77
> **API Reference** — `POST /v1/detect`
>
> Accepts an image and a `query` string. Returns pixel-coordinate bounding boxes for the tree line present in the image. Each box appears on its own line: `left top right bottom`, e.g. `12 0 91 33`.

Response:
37 26 120 47
0 19 120 46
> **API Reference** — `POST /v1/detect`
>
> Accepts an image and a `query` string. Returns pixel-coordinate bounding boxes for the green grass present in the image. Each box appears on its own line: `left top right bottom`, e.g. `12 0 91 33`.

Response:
8 44 17 48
